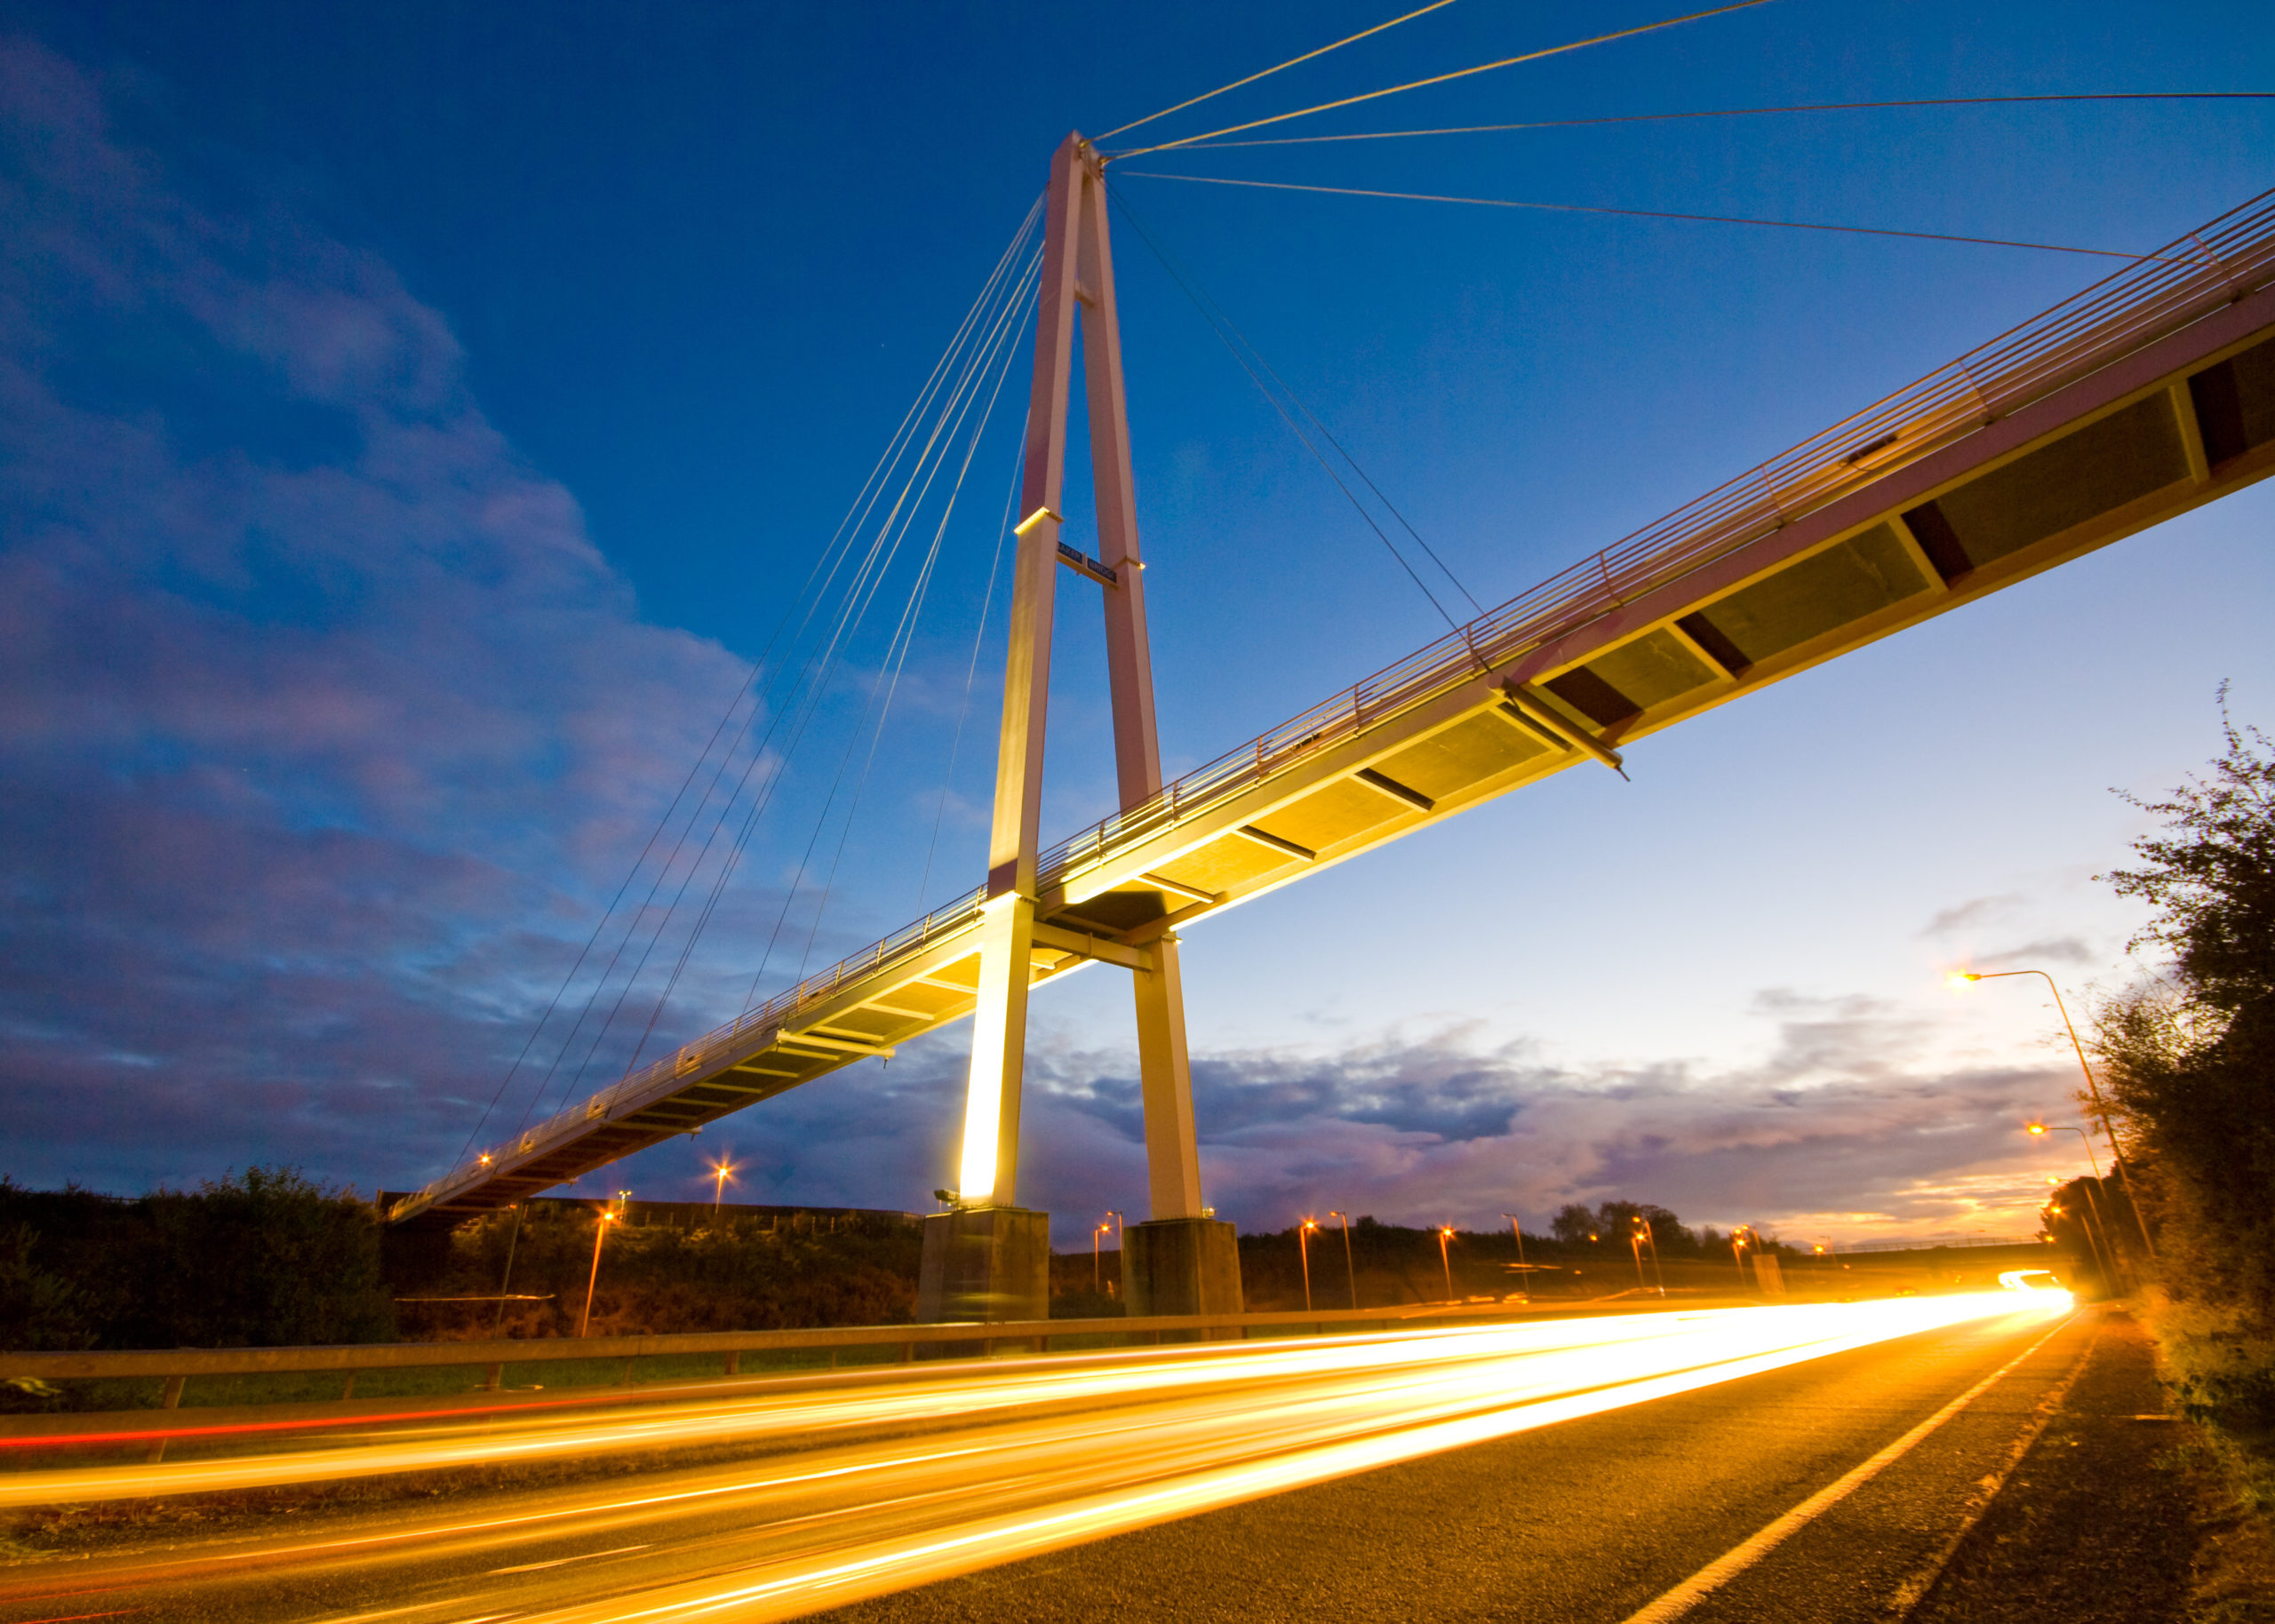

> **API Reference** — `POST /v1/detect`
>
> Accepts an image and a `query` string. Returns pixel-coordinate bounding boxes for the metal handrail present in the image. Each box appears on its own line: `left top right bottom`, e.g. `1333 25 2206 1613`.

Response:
1034 191 2275 895
409 189 2275 1217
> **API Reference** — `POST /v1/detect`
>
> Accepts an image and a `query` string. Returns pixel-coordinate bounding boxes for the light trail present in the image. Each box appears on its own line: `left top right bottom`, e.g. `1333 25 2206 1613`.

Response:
0 1294 2070 1624
0 1299 1935 1506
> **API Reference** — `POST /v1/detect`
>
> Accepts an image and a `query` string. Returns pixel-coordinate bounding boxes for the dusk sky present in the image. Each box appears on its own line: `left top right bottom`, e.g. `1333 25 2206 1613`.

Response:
4 0 2271 1246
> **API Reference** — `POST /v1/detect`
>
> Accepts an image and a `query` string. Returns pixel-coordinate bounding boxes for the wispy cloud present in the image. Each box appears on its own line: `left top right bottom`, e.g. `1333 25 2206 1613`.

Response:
0 39 748 1193
1975 936 2095 968
1920 894 2026 936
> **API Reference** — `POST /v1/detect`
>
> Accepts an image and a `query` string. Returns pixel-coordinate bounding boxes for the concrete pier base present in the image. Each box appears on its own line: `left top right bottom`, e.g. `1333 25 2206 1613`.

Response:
915 1206 1050 1327
1122 1216 1243 1328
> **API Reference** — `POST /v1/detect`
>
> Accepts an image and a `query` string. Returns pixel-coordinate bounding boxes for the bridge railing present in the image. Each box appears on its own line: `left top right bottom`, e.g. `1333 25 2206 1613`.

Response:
397 882 987 1216
1034 187 2275 896
404 190 2275 1221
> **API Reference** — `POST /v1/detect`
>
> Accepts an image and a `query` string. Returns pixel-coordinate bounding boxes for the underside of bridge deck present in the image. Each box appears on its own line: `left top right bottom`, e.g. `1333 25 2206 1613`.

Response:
389 196 2275 1229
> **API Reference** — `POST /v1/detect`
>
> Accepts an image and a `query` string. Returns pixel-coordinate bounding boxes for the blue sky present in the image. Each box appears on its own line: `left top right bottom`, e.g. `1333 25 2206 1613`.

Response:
2 0 2270 1245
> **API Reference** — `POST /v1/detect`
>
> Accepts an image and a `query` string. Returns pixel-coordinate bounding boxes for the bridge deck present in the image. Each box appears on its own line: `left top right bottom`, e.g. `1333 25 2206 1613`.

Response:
389 192 2275 1225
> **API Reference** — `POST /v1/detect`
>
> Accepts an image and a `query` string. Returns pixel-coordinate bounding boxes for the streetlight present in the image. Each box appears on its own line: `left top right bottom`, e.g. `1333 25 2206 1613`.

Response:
1731 1223 1755 1288
1628 1214 1664 1294
1092 1223 1109 1292
2030 1122 2124 1287
1327 1211 1359 1310
1500 1214 1537 1302
491 1201 527 1338
1437 1226 1457 1304
1297 1218 1319 1312
579 1192 628 1338
2042 1193 2115 1290
1952 969 2155 1255
708 1155 739 1215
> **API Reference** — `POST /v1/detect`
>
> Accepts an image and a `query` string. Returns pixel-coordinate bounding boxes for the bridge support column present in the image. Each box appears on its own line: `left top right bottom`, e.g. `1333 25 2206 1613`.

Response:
955 892 1035 1209
1132 935 1204 1219
942 131 1235 1321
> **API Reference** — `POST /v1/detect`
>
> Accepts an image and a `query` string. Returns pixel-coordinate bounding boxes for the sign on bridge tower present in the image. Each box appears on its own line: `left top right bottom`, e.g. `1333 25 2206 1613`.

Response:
916 133 1241 1323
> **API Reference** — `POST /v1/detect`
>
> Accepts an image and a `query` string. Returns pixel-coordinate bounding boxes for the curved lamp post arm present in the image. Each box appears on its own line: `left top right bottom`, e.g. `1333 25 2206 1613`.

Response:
1961 969 2156 1257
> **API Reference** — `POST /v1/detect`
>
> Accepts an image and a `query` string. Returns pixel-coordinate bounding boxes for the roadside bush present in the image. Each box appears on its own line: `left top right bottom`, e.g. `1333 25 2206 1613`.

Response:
0 1167 395 1350
400 1206 924 1340
2095 696 2275 1437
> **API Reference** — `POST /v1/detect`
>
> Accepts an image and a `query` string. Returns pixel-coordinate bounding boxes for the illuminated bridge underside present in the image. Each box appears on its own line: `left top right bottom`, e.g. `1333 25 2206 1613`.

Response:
390 206 2275 1225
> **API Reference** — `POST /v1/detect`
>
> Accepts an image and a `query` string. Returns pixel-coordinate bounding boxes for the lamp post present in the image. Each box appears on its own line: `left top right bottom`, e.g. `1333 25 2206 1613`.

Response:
1501 1213 1534 1302
491 1201 527 1338
1731 1224 1755 1287
1953 969 2155 1255
1297 1219 1323 1313
1499 1214 1529 1270
1328 1211 1359 1310
2043 1194 2114 1290
2030 1122 2126 1288
1437 1226 1457 1304
1631 1214 1664 1295
1093 1223 1108 1292
708 1156 738 1216
579 1193 627 1338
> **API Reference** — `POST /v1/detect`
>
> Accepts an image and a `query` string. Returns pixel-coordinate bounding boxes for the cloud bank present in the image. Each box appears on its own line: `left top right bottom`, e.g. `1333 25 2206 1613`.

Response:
0 40 2083 1246
0 39 746 1191
709 986 2078 1244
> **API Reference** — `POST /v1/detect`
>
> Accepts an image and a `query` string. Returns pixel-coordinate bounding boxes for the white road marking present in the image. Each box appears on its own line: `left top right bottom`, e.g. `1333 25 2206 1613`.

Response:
489 1545 652 1575
1616 1310 2086 1624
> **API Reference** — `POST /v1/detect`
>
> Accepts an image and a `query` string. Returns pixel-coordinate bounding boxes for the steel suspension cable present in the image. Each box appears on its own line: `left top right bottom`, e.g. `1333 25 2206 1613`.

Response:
513 204 1044 1134
646 245 1037 1047
457 676 759 1165
1109 187 1474 627
573 239 1044 1103
736 251 1043 1012
915 423 1023 915
1144 92 2275 152
484 221 1042 1150
1093 0 1463 144
1117 171 2198 264
1106 0 1779 162
787 278 1031 986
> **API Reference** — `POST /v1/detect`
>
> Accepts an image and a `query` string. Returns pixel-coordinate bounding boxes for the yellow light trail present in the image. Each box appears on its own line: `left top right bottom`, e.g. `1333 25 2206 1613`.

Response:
507 1293 2069 1624
0 1293 2067 1624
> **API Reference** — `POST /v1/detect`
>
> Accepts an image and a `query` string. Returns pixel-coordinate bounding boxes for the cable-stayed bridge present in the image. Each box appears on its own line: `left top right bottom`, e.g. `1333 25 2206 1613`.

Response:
390 153 2275 1288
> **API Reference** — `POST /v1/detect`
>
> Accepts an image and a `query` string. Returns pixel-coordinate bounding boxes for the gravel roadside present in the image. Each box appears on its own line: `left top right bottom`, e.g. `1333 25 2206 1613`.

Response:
1907 1310 2249 1624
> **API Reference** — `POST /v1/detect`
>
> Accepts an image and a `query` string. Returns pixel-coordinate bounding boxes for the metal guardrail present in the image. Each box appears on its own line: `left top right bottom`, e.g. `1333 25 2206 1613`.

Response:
1832 1235 2048 1254
405 188 2275 1218
0 1299 1583 1415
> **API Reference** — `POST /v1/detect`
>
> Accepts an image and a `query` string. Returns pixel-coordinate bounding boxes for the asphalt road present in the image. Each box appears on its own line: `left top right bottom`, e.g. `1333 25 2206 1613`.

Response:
0 1294 2085 1624
818 1302 2100 1624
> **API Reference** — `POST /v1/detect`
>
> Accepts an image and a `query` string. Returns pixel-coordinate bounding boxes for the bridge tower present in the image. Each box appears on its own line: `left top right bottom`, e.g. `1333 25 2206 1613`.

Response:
915 133 1242 1325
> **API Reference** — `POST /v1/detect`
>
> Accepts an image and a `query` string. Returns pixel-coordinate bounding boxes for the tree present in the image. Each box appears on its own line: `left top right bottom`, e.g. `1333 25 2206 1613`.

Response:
0 1225 94 1352
1550 1204 1598 1245
2103 690 2275 1016
2094 697 2275 1333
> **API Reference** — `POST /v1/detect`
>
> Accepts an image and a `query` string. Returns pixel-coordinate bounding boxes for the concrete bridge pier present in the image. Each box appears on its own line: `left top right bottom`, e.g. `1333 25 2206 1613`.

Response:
1122 1217 1242 1323
914 1206 1050 1326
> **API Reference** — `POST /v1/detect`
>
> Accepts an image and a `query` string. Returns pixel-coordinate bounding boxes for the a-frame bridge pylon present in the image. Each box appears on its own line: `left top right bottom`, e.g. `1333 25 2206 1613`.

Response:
915 132 1241 1323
